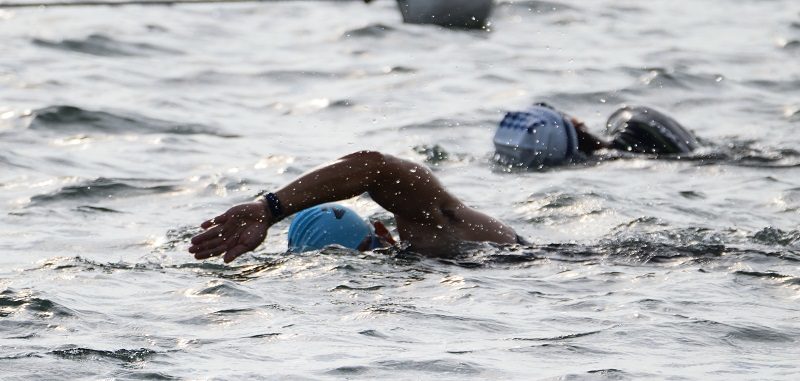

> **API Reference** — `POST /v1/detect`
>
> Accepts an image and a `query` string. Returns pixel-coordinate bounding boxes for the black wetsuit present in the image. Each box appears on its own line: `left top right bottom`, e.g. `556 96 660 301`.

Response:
607 106 699 154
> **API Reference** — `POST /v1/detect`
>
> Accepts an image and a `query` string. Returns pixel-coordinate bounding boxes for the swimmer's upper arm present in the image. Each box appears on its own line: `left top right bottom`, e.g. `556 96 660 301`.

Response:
366 152 516 244
355 151 463 225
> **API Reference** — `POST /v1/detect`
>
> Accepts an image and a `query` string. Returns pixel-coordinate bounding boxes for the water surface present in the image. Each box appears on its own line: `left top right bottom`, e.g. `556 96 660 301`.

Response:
1 0 799 379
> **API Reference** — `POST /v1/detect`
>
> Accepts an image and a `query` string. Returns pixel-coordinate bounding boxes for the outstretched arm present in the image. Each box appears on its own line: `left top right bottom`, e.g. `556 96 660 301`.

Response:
189 151 516 262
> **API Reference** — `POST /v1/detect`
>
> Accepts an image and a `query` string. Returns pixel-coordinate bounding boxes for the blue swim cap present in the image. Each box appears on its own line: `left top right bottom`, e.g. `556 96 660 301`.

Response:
493 103 579 168
287 204 373 252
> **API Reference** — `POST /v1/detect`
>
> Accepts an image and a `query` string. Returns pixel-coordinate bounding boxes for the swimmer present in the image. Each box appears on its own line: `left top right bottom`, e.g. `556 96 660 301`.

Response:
493 103 700 168
363 0 493 29
188 151 520 263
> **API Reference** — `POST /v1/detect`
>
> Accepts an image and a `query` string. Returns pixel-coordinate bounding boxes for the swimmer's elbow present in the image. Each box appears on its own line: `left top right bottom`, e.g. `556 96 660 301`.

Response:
342 150 400 172
341 150 388 164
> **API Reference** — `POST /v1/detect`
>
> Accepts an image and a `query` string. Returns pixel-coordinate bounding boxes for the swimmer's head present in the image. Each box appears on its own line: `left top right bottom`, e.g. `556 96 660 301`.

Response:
287 204 380 253
493 103 580 168
607 106 699 154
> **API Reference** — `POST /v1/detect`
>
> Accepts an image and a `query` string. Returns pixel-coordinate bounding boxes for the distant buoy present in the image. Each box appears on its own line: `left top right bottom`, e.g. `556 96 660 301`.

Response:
396 0 493 29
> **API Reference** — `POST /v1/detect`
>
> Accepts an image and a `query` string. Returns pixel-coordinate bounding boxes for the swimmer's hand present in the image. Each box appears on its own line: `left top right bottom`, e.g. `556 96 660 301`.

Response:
188 202 270 263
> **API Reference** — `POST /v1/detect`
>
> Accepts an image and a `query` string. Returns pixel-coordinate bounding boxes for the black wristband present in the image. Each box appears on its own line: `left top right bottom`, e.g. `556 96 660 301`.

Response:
262 192 284 222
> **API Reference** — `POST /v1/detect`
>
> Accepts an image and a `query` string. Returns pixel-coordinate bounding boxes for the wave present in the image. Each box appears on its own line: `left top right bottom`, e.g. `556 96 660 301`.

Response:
0 152 33 170
495 0 575 14
31 33 182 57
539 67 725 105
28 105 237 137
49 346 157 363
75 205 124 214
332 284 384 291
326 359 482 377
412 144 455 164
698 140 800 168
28 177 180 207
0 288 77 319
743 78 800 93
160 66 398 87
173 260 286 281
622 66 726 92
735 270 800 288
722 323 797 344
434 231 799 269
190 280 258 298
781 39 800 52
510 328 605 341
28 256 159 273
751 227 799 247
374 359 483 375
341 23 396 39
508 342 615 355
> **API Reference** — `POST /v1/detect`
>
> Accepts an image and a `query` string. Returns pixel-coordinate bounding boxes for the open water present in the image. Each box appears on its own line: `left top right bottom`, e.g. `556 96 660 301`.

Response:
1 0 799 379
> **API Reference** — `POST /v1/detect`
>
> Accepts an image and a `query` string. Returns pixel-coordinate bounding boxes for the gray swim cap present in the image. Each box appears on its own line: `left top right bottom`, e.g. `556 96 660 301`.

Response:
493 104 579 168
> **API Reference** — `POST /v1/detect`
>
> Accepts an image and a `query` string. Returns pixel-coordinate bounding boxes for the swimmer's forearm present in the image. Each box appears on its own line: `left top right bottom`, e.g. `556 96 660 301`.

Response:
272 151 380 216
270 151 456 223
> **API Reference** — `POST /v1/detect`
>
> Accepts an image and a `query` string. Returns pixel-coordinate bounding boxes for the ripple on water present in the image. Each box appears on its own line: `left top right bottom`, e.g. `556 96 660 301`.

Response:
27 177 180 207
722 324 796 344
374 359 483 375
27 105 236 137
744 78 800 94
734 271 800 288
108 370 180 381
49 346 158 363
508 342 616 356
511 328 606 342
362 303 512 332
751 227 800 247
495 0 575 14
173 260 286 281
341 23 396 39
517 189 611 225
0 288 77 319
191 280 260 299
621 66 727 92
31 33 183 57
28 256 160 274
258 69 345 82
781 39 800 53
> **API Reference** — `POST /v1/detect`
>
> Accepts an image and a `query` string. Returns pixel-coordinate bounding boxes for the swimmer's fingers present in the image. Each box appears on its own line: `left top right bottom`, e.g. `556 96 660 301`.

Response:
223 244 251 263
201 211 231 229
193 244 229 260
190 224 225 246
189 202 269 262
191 217 240 246
188 236 226 255
193 230 241 260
